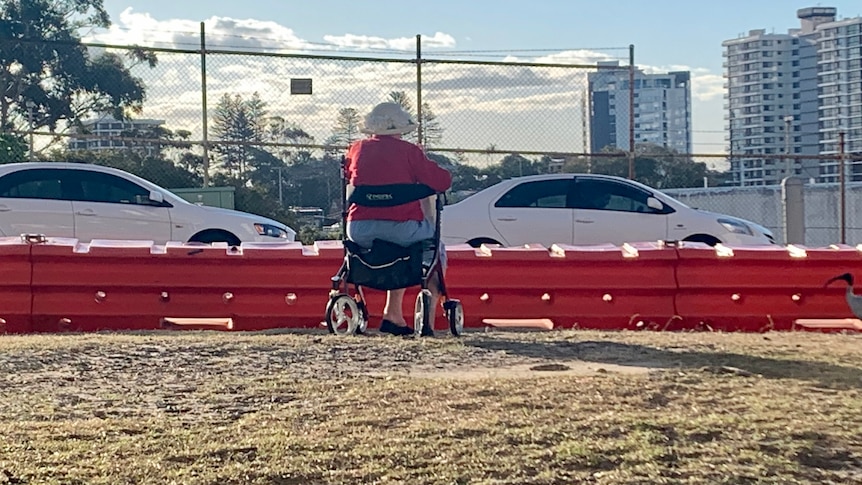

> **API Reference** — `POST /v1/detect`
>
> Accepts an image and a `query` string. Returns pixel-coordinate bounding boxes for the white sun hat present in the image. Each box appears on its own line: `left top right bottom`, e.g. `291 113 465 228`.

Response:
360 102 417 136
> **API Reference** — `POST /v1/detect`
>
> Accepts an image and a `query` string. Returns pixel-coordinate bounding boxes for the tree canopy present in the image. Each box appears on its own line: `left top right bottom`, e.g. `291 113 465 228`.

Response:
572 144 731 189
0 132 26 163
0 0 156 135
386 91 444 147
211 92 268 179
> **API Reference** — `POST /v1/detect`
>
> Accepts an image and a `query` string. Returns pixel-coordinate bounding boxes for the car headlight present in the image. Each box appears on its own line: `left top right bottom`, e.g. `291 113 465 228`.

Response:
254 223 290 238
717 218 753 236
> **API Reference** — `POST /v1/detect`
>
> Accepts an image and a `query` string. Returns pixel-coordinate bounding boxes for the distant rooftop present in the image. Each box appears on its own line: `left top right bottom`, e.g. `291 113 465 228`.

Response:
797 7 837 19
798 6 837 33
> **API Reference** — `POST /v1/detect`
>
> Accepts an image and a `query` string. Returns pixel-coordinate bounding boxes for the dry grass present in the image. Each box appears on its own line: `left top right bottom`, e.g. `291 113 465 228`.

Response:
1 329 861 484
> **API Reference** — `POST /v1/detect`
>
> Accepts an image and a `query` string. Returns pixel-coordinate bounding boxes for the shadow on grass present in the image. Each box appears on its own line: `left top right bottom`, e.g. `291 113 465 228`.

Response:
465 338 862 389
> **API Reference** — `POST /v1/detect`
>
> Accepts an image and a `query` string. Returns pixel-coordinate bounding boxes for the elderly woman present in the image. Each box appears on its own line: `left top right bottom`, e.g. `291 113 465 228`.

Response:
345 102 452 336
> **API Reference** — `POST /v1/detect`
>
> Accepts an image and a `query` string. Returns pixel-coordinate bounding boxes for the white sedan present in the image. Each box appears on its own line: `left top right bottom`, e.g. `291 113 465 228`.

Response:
442 173 775 247
0 162 296 245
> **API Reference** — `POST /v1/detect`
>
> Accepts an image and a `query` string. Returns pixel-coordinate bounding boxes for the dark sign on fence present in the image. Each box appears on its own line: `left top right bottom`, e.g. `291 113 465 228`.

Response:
290 78 313 95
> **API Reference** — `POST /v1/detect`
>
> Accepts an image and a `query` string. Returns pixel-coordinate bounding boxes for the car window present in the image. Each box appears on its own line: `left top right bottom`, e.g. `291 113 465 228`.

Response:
494 179 572 208
0 169 69 200
572 178 657 213
72 171 150 204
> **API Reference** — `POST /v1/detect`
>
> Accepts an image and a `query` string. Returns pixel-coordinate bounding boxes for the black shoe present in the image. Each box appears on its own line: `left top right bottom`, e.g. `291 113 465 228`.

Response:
420 322 435 337
379 319 414 336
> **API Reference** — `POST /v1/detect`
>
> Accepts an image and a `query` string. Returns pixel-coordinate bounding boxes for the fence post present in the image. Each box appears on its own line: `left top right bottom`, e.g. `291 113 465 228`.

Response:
200 21 210 188
781 177 805 245
26 101 35 161
628 44 635 180
416 34 423 147
839 131 846 244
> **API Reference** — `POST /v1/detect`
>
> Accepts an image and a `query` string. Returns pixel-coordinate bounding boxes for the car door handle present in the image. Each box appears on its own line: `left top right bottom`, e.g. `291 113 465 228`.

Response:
575 219 595 224
0 205 10 212
75 210 97 216
496 217 517 222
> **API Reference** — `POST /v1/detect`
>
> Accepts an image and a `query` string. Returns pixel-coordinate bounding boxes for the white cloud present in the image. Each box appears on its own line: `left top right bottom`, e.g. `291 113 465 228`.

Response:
323 31 455 51
88 9 456 54
82 10 726 155
691 73 724 102
87 8 322 52
533 50 621 65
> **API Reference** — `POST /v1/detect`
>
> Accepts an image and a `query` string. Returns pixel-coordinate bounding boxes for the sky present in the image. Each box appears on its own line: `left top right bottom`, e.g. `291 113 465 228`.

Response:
92 0 862 164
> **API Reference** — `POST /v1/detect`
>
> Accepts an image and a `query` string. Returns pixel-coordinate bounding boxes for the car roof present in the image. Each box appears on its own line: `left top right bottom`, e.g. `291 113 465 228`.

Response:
497 173 657 191
0 162 174 197
0 162 124 175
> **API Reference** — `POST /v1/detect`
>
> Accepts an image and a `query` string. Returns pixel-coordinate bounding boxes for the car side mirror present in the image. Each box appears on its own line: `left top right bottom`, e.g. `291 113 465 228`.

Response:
136 190 168 207
647 197 664 211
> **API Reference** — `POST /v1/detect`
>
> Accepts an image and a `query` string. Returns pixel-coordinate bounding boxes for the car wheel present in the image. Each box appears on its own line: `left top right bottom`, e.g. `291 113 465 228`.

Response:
189 230 241 246
466 237 502 248
683 234 721 246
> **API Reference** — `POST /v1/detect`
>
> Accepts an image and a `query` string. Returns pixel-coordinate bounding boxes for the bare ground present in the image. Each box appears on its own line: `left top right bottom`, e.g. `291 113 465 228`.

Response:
1 329 861 484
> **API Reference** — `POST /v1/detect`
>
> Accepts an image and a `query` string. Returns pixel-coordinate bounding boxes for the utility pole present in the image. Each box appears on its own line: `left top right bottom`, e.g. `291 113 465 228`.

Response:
200 22 210 188
277 165 284 206
26 101 35 161
628 44 635 180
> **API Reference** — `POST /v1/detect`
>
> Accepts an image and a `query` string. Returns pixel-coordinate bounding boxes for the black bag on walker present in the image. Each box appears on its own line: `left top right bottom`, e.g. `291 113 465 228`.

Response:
344 239 424 290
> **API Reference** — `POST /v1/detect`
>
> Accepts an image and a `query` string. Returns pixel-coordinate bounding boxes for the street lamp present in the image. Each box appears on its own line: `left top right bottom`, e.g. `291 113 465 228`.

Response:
25 100 36 161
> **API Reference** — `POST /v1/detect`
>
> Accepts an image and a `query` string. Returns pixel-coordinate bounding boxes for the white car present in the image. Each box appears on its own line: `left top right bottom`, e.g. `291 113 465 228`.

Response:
0 162 296 245
442 173 775 247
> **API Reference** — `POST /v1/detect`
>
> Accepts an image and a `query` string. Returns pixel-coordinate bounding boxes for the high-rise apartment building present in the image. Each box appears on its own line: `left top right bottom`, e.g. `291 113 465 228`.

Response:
723 7 862 185
588 61 692 154
815 12 862 181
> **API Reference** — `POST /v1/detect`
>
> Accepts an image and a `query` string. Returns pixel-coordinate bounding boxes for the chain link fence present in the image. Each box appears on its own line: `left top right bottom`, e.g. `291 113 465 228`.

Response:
3 36 860 244
665 153 861 245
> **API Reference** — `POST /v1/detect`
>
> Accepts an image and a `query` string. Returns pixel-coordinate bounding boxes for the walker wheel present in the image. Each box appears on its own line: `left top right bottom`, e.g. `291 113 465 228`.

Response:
445 300 464 337
413 289 433 337
325 294 363 336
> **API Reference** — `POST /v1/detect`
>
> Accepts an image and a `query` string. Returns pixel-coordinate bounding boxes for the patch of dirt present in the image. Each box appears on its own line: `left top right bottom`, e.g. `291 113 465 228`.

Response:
407 361 659 380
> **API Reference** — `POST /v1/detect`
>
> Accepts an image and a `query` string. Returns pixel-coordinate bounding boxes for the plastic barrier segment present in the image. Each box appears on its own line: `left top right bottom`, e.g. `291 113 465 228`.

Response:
29 239 340 332
0 238 33 333
443 243 678 330
675 244 862 331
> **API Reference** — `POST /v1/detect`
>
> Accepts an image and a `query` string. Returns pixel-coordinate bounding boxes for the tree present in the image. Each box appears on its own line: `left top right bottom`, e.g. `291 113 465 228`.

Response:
492 154 543 179
388 91 414 114
329 107 361 148
590 143 728 189
0 132 27 163
386 91 443 147
418 102 444 149
0 0 156 137
387 91 417 143
119 124 191 159
211 92 267 179
48 147 202 189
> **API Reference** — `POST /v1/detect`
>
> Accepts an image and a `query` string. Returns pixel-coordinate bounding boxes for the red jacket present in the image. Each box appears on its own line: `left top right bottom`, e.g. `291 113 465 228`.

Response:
346 135 452 222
